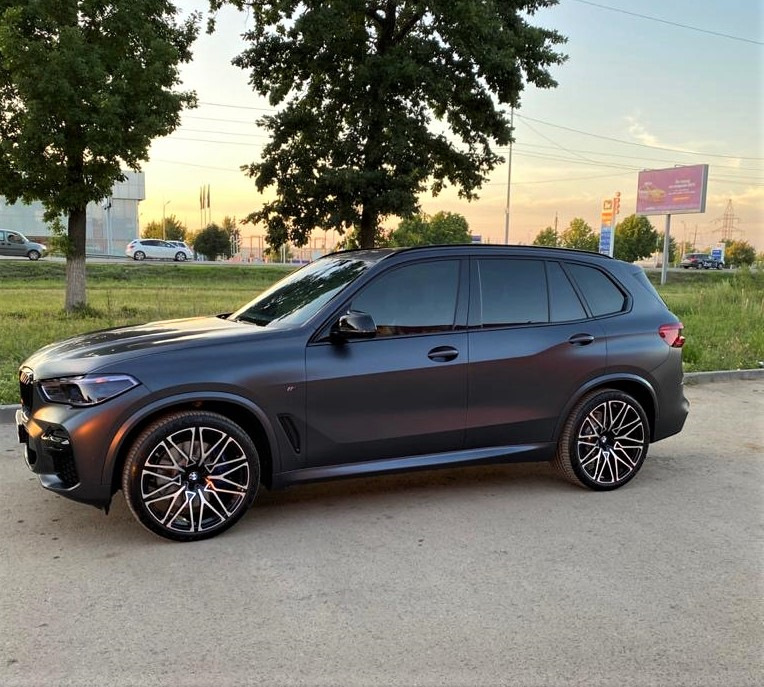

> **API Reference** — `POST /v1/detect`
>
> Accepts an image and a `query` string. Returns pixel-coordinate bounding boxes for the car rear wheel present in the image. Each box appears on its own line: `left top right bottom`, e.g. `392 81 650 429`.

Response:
553 389 649 490
122 411 260 542
174 251 187 262
27 250 41 261
133 251 146 261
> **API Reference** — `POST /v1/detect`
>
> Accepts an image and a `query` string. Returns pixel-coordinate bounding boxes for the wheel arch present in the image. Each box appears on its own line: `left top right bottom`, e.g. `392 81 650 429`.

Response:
554 374 658 443
105 393 278 497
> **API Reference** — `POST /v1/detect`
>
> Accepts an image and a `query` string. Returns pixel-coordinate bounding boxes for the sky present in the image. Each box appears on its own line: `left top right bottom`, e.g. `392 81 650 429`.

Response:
142 0 764 251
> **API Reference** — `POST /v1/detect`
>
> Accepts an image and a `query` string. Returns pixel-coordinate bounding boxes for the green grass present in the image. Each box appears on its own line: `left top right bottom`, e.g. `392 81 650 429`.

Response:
0 262 294 404
0 262 762 404
646 268 764 373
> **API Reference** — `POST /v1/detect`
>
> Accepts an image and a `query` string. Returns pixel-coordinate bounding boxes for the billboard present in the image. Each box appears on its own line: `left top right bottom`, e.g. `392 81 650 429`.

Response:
636 164 709 215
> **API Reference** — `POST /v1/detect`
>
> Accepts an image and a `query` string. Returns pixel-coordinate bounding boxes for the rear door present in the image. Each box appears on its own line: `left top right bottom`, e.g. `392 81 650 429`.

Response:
466 258 607 447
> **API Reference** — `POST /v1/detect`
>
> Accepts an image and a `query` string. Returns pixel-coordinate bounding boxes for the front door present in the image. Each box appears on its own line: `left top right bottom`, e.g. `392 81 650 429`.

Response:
306 259 468 466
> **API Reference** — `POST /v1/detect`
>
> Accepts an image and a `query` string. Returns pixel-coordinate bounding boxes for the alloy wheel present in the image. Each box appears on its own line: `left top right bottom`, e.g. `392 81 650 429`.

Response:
139 425 251 534
575 399 646 485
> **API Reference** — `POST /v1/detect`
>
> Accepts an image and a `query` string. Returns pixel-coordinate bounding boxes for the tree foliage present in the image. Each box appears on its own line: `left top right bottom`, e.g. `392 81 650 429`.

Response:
614 214 658 263
532 226 558 247
192 223 231 260
0 1 198 309
389 211 470 247
723 239 756 267
211 0 566 249
559 218 598 252
143 215 188 242
656 231 678 264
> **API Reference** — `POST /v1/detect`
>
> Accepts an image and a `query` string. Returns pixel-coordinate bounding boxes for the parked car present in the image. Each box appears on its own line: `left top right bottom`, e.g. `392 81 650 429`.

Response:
680 252 722 269
0 229 47 260
126 238 192 262
16 246 689 541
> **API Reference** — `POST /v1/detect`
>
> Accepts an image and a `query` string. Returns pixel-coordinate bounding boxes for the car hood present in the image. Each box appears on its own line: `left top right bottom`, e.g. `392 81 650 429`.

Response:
22 316 279 378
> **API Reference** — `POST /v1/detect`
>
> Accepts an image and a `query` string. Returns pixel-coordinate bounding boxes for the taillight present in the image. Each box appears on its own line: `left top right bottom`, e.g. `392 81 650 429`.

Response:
659 323 685 348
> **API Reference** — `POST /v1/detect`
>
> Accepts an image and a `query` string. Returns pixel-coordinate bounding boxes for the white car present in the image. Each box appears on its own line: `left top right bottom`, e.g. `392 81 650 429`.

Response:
126 239 193 262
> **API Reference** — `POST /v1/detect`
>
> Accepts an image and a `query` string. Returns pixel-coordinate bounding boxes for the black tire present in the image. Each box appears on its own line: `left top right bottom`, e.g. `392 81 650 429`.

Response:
133 251 146 261
122 411 260 542
552 389 649 491
27 250 41 261
174 251 187 262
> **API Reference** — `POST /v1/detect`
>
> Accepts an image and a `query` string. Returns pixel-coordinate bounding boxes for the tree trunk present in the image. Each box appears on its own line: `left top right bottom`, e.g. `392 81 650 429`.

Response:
65 205 87 311
358 205 378 249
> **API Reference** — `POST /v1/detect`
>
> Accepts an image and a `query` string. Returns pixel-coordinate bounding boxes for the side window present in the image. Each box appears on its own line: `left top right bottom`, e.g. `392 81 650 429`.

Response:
8 232 22 244
547 261 587 322
0 231 5 241
351 260 460 337
566 263 627 317
477 259 548 327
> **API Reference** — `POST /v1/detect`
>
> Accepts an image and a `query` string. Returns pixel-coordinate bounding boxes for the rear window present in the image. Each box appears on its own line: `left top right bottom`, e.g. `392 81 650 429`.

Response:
566 264 627 317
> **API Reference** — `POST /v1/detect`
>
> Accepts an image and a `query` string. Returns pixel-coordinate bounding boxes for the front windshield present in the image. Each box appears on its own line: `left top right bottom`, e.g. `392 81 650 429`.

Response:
231 255 373 328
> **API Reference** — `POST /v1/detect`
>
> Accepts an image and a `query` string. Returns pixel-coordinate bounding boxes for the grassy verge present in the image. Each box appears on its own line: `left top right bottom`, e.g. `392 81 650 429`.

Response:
0 262 762 404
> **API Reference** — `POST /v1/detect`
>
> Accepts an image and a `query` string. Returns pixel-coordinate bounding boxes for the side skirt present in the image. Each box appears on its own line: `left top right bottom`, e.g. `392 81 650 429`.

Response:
272 442 555 489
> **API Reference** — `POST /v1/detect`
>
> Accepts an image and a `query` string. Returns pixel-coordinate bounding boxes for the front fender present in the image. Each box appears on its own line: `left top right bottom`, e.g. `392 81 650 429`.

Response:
101 391 280 489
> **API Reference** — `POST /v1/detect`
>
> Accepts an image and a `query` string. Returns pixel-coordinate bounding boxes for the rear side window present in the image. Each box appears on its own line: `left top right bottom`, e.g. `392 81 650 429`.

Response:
477 259 548 326
547 262 587 322
567 264 627 317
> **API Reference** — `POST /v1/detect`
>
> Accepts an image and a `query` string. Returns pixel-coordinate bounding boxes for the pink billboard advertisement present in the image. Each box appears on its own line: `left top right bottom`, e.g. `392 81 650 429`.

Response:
636 164 709 215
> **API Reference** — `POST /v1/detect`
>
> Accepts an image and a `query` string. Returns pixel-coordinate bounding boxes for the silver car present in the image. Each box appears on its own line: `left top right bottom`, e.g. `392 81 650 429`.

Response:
0 229 47 260
126 239 192 262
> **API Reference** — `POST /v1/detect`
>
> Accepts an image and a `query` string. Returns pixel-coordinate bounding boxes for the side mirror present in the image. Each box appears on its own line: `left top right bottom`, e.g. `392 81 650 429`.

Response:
331 311 377 341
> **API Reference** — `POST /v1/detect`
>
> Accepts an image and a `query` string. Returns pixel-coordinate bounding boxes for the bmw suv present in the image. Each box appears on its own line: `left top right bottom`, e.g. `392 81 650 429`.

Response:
16 246 689 541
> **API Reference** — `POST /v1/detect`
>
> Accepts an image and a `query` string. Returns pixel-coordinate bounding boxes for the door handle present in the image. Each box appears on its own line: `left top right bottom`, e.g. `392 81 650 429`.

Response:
427 346 459 362
568 333 595 346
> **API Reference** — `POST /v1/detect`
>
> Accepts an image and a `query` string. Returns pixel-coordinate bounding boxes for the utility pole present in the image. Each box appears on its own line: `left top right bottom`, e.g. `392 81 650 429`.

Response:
162 200 171 240
716 199 741 241
554 212 558 245
503 107 514 245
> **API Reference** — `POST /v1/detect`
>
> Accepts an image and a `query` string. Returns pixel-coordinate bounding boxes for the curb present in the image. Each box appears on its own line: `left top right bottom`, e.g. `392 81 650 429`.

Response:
2 368 763 426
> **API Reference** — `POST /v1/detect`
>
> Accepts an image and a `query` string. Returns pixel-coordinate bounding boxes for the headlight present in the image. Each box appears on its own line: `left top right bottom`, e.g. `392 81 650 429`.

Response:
39 374 140 407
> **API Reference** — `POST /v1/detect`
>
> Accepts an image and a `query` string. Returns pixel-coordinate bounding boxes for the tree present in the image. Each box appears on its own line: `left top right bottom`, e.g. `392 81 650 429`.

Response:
389 211 470 247
143 216 188 242
656 232 678 264
211 0 566 249
192 223 231 260
724 239 756 267
0 2 198 310
559 218 598 252
614 214 658 263
221 216 241 255
532 226 558 247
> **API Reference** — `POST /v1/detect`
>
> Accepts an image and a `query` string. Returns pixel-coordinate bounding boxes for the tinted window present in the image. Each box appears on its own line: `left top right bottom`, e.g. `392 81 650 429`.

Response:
351 260 460 337
567 264 626 316
478 259 548 327
232 255 373 328
547 262 586 322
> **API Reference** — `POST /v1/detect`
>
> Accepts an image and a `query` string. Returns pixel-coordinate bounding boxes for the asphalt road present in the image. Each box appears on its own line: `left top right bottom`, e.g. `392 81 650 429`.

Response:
1 380 762 687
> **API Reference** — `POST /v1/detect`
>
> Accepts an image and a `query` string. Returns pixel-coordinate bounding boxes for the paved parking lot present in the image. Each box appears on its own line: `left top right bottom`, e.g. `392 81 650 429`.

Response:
1 380 762 686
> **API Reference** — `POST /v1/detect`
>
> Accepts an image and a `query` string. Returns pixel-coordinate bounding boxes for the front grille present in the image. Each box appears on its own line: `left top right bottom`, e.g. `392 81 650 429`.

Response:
19 367 34 410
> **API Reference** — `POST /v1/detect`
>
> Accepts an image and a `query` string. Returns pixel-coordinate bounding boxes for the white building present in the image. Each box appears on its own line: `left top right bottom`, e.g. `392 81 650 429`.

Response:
0 171 145 256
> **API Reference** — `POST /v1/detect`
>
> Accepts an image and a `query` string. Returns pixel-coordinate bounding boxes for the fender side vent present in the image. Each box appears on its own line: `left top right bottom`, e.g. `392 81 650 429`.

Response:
278 414 301 454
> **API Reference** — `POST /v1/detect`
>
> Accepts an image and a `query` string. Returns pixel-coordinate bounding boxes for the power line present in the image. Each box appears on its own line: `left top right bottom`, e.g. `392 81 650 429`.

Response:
198 100 276 112
570 0 764 46
513 113 764 160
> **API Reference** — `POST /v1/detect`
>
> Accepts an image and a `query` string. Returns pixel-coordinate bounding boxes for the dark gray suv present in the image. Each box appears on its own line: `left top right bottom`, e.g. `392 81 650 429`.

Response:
16 246 689 541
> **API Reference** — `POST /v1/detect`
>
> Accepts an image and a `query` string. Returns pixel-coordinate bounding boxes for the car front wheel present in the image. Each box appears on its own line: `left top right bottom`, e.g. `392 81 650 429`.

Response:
553 389 649 490
27 250 41 261
174 251 187 262
122 411 260 541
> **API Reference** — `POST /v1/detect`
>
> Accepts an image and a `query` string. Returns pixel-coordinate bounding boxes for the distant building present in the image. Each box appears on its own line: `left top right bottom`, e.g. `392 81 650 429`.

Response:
0 171 145 256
